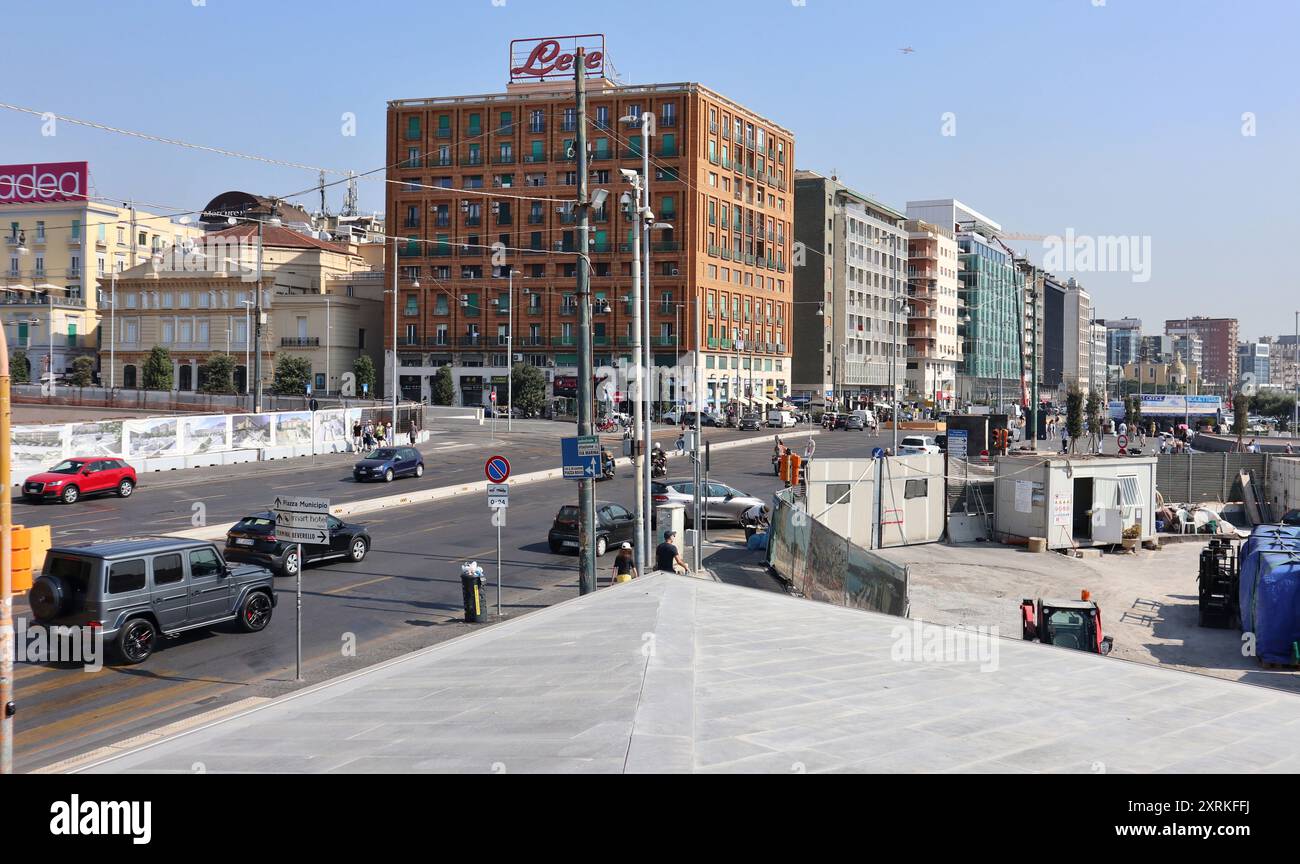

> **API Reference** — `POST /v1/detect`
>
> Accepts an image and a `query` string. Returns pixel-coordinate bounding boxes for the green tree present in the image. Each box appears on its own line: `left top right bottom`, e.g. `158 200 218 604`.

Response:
431 365 454 406
10 349 30 384
272 355 313 395
1085 389 1103 448
1233 393 1250 449
1065 386 1084 453
1128 395 1143 435
69 355 96 387
511 362 546 414
142 346 173 391
202 353 237 394
353 355 376 398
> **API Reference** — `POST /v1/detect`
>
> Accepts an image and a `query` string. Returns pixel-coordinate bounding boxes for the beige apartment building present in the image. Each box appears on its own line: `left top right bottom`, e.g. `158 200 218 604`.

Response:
100 224 384 394
904 219 961 404
2 178 203 380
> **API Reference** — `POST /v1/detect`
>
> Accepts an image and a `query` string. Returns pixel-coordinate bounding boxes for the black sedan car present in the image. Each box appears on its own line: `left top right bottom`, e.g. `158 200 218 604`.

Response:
353 446 424 483
547 501 637 557
738 413 762 431
225 511 371 577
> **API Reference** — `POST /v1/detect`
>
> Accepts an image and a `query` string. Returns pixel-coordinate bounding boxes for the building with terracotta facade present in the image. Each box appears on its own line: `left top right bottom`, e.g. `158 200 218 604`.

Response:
1165 316 1238 392
384 60 795 408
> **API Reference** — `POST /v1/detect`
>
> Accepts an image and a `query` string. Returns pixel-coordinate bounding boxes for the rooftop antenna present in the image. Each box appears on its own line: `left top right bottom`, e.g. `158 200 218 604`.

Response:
317 169 328 216
342 171 359 217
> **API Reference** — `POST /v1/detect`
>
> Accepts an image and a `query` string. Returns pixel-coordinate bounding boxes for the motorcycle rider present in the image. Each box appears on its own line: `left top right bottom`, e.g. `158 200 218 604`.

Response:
651 441 667 476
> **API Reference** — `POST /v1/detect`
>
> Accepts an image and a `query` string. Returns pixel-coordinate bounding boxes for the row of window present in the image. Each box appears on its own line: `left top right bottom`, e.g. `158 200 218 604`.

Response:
403 103 679 142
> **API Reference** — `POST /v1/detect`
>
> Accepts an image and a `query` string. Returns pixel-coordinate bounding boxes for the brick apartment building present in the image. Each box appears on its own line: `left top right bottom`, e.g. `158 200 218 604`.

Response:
384 42 794 409
1165 316 1238 392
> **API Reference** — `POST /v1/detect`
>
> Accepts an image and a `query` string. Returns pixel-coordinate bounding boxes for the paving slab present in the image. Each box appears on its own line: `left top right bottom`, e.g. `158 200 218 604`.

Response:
76 573 1300 774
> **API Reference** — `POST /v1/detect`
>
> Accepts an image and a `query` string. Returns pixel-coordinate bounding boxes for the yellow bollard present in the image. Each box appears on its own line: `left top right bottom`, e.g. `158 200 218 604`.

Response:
10 526 31 593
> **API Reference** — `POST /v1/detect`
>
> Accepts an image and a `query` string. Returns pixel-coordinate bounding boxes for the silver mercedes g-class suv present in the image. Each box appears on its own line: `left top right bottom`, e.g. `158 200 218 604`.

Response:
27 537 277 664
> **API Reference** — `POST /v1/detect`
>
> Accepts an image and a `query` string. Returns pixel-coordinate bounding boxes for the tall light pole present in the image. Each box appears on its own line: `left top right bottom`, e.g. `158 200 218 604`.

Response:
617 166 647 580
1294 311 1298 438
240 299 254 396
324 296 330 397
506 268 519 433
47 293 54 400
575 48 598 595
638 113 657 559
0 317 12 774
391 236 399 424
109 270 117 389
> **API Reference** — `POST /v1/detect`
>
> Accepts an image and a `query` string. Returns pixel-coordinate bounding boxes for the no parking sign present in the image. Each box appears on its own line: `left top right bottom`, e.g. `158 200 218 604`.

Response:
485 455 511 482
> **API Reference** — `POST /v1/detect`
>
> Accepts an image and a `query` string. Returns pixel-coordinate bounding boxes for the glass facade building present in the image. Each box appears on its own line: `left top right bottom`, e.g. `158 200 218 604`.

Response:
957 235 1020 382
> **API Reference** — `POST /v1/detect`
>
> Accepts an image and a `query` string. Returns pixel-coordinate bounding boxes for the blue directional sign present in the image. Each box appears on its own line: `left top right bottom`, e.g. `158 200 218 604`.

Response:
562 436 601 480
872 447 885 459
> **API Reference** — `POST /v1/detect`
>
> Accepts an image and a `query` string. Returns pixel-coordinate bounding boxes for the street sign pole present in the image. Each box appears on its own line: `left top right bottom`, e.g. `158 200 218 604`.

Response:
272 494 330 685
496 521 502 617
296 542 303 682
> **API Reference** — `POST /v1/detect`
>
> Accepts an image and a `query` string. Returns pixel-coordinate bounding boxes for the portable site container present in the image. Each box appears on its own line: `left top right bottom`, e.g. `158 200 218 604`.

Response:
993 454 1158 550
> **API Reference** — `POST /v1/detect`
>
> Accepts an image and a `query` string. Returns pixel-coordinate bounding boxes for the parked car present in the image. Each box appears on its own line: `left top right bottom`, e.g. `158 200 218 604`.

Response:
840 414 866 431
22 457 136 505
766 409 797 428
898 435 942 455
27 537 276 664
651 478 764 527
1281 510 1300 526
662 410 720 428
547 500 637 556
224 511 371 577
739 413 762 431
353 446 424 483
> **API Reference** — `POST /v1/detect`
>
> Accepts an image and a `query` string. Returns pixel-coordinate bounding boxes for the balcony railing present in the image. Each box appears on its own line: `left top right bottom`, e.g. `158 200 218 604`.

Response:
459 335 483 347
281 337 320 348
551 336 577 346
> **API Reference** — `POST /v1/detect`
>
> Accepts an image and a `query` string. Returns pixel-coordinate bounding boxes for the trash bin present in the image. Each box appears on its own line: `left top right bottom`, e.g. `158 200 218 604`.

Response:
459 561 488 623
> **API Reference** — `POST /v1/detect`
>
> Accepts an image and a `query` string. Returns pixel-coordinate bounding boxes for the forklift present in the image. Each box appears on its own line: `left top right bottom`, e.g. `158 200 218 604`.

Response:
1021 591 1114 655
1197 537 1240 628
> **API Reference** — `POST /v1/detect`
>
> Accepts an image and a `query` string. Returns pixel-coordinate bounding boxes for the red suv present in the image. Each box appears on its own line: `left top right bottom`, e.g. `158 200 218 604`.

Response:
23 458 137 504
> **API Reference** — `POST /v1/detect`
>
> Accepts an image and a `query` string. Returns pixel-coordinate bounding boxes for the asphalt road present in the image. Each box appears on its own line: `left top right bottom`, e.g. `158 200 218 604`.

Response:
11 417 817 543
13 423 888 772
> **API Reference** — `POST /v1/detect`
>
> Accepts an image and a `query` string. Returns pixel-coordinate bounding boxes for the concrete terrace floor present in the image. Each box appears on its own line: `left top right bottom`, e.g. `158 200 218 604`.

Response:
77 573 1300 774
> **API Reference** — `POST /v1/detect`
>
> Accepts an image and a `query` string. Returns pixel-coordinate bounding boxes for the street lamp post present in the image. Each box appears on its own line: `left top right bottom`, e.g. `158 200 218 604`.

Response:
391 236 399 425
618 167 647 579
109 270 117 389
240 299 254 397
506 269 519 433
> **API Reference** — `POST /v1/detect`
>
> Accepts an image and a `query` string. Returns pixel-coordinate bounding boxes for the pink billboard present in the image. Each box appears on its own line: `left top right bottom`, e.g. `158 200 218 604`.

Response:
0 161 89 205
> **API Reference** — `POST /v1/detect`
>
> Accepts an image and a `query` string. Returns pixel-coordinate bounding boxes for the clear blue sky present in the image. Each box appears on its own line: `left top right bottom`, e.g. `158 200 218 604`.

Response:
3 0 1295 338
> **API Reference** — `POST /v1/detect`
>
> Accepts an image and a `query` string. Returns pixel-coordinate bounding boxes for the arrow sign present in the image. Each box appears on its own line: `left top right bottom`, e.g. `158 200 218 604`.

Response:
277 526 329 545
273 495 330 514
276 510 328 530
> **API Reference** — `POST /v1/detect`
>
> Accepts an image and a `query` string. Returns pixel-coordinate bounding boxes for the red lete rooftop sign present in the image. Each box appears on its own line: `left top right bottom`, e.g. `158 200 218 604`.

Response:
509 35 605 83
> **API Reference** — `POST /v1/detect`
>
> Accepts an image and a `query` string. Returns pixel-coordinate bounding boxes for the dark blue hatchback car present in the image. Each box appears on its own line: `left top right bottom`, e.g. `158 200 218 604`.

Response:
353 447 424 483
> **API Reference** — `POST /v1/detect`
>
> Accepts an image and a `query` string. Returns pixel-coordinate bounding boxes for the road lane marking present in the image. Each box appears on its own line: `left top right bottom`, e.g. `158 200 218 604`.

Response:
17 679 227 753
324 575 394 596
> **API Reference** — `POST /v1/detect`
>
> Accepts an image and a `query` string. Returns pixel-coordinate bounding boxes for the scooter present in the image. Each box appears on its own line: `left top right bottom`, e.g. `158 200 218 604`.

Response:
651 454 668 478
596 458 616 481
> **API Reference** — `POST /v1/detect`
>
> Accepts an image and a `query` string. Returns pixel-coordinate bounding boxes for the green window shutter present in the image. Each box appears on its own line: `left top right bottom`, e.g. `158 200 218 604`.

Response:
531 140 544 158
468 113 481 133
662 134 676 156
406 116 420 139
630 135 642 155
438 115 450 129
662 196 675 215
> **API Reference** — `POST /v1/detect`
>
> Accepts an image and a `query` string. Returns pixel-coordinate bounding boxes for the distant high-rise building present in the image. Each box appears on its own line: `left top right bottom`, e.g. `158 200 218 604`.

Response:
1238 340 1270 389
1105 317 1142 366
906 199 1018 404
1165 317 1238 390
1062 280 1093 393
793 172 908 407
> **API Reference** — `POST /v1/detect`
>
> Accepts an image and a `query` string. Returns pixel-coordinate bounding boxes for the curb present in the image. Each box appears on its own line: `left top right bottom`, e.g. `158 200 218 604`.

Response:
165 429 821 542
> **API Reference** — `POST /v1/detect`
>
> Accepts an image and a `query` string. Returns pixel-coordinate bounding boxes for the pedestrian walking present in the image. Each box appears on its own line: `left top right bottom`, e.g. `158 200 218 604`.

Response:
611 542 637 583
352 420 362 451
1060 424 1069 454
407 418 418 446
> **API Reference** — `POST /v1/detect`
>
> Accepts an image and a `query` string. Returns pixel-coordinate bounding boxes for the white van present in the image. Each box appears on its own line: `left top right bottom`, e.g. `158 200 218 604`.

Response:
851 409 878 431
766 409 797 428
